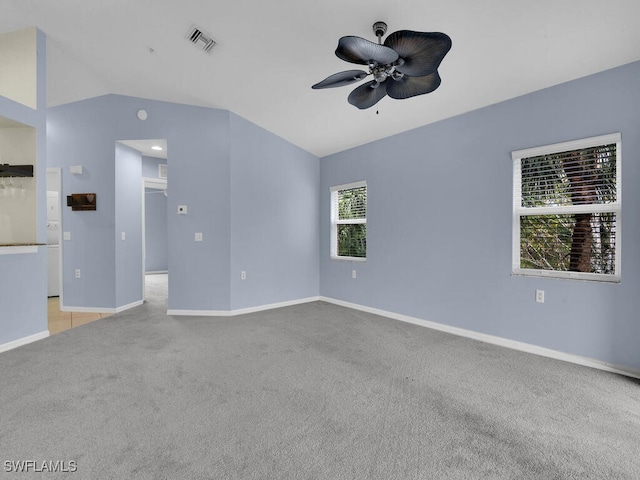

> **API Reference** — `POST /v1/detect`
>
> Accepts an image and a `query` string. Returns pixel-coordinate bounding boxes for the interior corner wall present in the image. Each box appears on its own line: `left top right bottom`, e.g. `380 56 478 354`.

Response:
0 28 47 347
47 94 232 312
115 143 143 308
320 60 640 372
229 113 320 310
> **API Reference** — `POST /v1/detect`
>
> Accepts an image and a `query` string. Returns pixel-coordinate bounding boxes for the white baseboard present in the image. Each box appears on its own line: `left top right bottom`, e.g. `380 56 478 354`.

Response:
319 296 640 380
231 296 320 316
116 300 144 313
168 296 321 317
61 300 143 314
168 309 230 316
61 305 116 314
0 331 49 354
145 271 168 275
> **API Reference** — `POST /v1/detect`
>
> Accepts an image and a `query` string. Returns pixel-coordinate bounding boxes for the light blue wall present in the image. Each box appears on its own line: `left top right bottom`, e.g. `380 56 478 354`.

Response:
142 155 165 179
47 95 232 311
144 188 168 273
115 143 143 307
38 40 638 372
320 60 640 371
47 96 320 314
48 100 118 309
0 29 47 346
229 113 320 310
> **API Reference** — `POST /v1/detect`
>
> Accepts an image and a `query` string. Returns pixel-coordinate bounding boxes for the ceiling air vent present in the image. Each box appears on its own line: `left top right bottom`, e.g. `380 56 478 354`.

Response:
187 26 216 53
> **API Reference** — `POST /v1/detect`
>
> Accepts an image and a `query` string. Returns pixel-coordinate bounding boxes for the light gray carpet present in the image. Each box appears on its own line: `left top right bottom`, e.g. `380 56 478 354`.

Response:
1 275 639 479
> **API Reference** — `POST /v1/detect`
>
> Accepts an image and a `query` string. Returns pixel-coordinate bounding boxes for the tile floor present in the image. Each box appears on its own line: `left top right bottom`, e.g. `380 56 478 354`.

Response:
47 297 112 335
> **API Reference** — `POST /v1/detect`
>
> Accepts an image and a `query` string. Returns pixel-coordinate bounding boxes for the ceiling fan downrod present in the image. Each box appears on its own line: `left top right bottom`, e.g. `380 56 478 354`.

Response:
372 21 387 44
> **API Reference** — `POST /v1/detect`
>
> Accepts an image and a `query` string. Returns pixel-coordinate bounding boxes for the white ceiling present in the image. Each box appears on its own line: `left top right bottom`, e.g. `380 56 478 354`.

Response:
2 1 640 157
119 139 167 159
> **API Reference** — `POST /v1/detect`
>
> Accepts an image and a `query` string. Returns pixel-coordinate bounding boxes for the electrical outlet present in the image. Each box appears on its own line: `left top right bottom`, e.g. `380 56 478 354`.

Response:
178 205 187 215
241 271 246 280
352 270 357 279
195 232 203 242
63 231 71 241
75 269 81 279
536 289 545 303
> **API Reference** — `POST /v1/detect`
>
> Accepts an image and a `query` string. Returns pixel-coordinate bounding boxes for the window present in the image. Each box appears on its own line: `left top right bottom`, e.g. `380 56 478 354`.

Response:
512 133 621 282
330 181 367 260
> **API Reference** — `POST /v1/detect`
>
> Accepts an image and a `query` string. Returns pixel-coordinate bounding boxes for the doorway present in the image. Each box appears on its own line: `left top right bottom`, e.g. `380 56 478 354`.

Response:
117 139 168 305
142 176 168 302
45 168 61 300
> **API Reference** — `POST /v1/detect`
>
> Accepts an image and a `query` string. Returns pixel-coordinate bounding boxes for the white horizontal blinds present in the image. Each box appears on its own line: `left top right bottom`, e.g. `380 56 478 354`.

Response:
514 135 620 279
337 185 366 222
520 144 617 208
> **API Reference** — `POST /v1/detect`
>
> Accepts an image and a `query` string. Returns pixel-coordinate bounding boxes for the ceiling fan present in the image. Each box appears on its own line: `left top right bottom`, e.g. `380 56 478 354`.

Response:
312 22 452 110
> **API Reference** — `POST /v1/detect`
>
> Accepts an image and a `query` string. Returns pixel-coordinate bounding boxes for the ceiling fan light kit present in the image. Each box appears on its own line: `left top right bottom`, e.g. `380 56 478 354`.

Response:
312 22 451 109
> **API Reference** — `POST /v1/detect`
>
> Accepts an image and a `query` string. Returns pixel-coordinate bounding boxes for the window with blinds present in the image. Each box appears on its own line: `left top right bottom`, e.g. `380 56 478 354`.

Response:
512 133 621 282
330 181 367 260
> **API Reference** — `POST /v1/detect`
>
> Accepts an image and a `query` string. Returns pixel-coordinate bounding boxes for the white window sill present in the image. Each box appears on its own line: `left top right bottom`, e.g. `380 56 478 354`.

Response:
331 256 366 262
512 269 620 283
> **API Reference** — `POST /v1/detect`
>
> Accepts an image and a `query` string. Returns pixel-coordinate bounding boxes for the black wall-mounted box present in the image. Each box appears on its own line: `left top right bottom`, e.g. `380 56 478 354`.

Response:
67 193 97 211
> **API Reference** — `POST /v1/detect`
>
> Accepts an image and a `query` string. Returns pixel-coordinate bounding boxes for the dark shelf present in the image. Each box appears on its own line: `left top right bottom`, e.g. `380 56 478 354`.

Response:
0 164 34 178
0 243 46 247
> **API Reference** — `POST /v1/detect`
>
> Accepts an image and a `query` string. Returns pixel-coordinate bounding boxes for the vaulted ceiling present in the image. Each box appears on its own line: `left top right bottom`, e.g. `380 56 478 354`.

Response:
3 0 640 157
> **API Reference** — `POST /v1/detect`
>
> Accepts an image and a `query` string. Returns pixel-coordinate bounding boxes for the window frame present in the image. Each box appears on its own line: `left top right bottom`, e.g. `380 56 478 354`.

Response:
330 180 367 262
511 133 622 283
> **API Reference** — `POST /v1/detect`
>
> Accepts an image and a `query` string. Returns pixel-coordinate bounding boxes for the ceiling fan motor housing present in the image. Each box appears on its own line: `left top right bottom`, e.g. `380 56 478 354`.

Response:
373 21 387 39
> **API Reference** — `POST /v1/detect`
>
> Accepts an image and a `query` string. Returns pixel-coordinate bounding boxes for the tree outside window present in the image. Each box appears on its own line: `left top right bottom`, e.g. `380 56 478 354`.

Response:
513 134 620 282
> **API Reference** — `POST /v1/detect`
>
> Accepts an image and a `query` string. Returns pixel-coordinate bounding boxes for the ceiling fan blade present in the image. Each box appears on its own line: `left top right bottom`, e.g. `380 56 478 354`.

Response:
311 70 369 89
348 80 387 109
384 30 452 77
386 71 441 99
336 36 399 66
